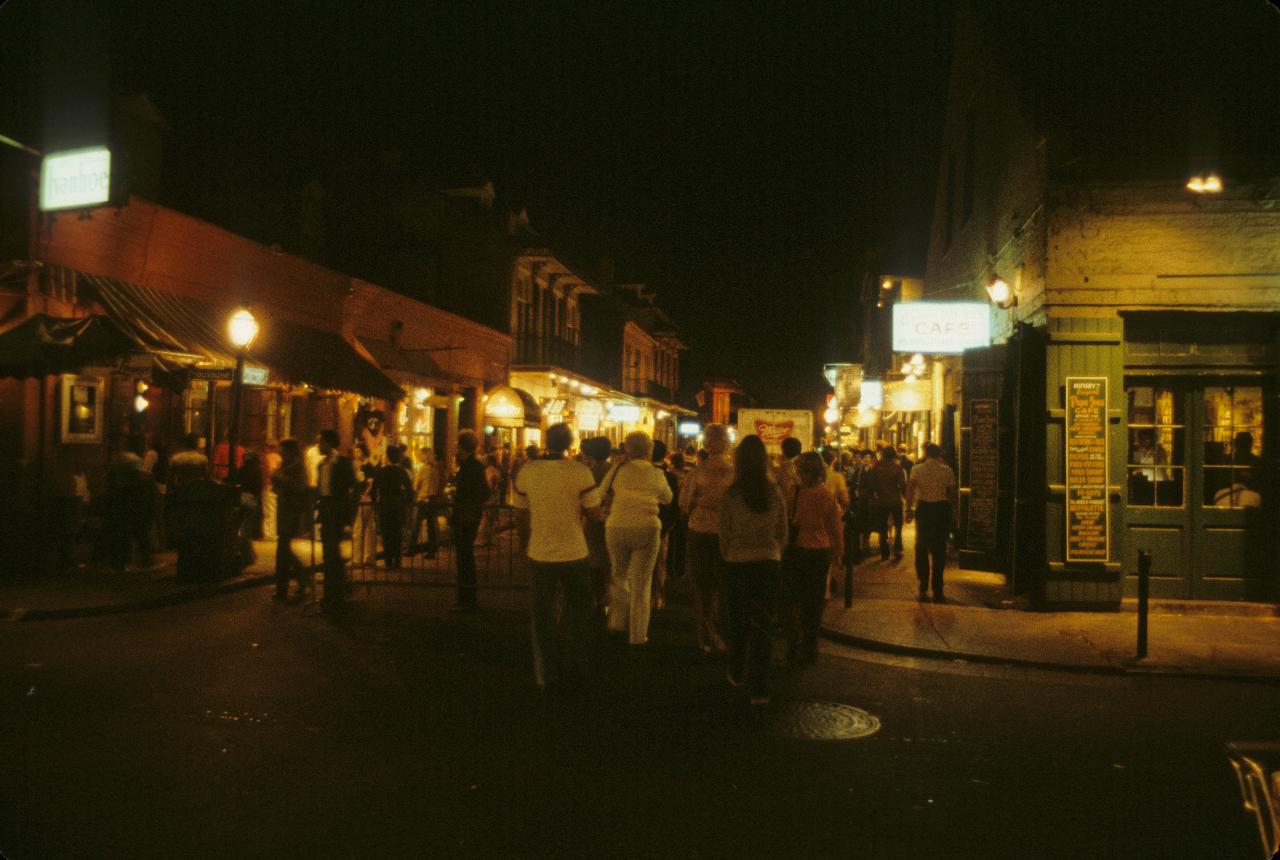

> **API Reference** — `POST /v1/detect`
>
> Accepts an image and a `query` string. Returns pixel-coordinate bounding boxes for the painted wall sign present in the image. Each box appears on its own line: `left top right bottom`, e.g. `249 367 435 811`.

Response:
40 147 112 211
892 302 990 354
1065 377 1109 563
966 399 998 550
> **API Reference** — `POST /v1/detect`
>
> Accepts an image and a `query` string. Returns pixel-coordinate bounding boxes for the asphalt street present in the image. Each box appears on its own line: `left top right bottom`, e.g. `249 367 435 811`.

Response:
0 582 1275 859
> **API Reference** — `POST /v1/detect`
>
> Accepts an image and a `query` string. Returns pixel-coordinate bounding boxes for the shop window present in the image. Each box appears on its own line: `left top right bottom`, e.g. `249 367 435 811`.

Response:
1126 385 1184 507
1203 386 1264 509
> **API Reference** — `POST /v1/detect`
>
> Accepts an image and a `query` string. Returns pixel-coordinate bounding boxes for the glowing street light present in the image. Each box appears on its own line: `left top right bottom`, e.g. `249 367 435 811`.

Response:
227 307 259 349
226 307 258 483
986 276 1015 309
1186 173 1222 193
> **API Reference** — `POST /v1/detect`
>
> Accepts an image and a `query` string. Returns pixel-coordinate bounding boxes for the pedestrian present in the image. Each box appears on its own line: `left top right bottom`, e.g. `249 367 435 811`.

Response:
854 449 877 560
905 442 958 603
233 452 263 567
261 441 282 541
718 434 788 706
512 422 603 693
774 436 802 514
373 445 414 570
315 429 357 611
679 423 734 655
781 452 843 664
478 452 502 546
168 432 209 488
105 433 155 571
350 442 378 568
410 448 443 557
871 446 907 562
600 431 673 646
897 444 914 477
450 429 490 611
270 438 309 600
651 439 681 610
579 436 614 615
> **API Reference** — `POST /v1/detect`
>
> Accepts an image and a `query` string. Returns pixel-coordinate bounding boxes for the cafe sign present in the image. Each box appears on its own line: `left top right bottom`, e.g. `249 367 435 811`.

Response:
40 146 112 212
1065 377 1109 563
892 302 990 354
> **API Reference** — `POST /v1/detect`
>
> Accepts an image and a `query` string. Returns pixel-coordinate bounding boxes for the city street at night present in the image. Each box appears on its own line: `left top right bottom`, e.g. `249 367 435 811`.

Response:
1 582 1275 858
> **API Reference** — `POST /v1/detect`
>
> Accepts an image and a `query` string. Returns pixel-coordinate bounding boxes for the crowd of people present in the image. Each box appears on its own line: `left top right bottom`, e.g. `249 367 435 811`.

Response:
87 420 957 707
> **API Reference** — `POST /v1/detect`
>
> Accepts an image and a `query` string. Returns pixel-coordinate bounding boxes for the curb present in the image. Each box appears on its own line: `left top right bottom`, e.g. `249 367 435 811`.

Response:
818 625 1280 685
8 572 276 622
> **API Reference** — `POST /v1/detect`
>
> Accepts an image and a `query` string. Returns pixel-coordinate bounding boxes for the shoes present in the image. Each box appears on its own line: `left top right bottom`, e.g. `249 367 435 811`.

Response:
932 594 947 604
918 591 929 602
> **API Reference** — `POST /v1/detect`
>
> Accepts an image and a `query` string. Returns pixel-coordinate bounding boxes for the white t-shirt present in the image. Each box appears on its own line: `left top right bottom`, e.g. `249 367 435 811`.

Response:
601 460 673 530
512 458 602 563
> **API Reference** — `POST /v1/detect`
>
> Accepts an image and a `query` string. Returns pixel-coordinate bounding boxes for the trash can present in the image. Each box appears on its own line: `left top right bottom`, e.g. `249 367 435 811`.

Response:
170 479 240 581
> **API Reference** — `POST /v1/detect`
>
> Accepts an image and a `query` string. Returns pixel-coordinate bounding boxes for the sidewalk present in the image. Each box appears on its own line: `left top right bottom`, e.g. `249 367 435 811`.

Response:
820 536 1280 681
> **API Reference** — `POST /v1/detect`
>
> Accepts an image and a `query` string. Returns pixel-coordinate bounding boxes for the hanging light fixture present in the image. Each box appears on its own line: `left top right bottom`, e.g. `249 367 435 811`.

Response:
986 275 1016 309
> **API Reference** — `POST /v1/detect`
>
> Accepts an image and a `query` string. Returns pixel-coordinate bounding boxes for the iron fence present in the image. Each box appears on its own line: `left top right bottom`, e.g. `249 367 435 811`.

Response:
306 499 526 596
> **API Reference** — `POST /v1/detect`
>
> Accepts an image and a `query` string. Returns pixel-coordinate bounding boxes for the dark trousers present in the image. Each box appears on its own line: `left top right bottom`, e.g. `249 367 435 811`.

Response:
725 559 780 697
876 503 904 559
782 546 829 660
274 510 305 596
914 501 951 596
106 502 152 570
378 504 405 569
453 517 480 607
318 502 347 605
411 500 441 552
529 558 593 688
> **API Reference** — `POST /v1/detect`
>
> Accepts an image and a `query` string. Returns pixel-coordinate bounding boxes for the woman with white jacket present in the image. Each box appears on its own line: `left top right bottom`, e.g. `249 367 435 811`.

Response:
603 431 673 646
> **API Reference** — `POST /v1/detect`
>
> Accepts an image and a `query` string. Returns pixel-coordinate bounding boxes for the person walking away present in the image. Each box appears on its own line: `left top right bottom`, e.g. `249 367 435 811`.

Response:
871 447 907 562
451 430 490 611
168 433 209 488
410 448 442 556
782 452 843 664
271 438 309 600
512 422 603 692
854 449 877 560
601 431 673 646
580 436 614 617
315 430 357 611
373 445 415 570
105 433 155 571
679 423 735 655
774 436 803 515
820 448 851 594
718 434 788 706
651 439 681 610
906 443 958 603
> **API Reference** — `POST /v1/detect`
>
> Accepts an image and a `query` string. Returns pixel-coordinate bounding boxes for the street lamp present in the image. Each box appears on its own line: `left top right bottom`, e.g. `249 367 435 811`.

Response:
986 275 1016 309
226 307 259 483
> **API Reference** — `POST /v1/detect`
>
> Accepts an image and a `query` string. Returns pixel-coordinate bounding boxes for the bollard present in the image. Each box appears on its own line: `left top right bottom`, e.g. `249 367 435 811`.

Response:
1136 549 1151 659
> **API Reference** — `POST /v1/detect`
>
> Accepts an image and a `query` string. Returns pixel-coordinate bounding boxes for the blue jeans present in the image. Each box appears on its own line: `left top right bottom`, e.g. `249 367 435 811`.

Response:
528 557 593 689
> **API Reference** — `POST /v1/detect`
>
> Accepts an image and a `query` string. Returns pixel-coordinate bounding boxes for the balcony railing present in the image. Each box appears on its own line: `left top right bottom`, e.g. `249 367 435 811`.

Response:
514 335 580 371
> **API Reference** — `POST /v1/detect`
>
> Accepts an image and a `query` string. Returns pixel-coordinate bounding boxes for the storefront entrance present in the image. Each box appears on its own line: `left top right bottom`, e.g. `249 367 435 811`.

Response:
1123 378 1269 600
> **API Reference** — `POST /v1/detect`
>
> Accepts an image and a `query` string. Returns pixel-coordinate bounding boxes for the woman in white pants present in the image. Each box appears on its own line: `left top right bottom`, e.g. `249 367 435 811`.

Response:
603 431 673 646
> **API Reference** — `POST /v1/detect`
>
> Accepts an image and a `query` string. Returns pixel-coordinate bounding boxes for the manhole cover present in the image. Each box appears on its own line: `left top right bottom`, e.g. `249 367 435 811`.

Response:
769 701 881 741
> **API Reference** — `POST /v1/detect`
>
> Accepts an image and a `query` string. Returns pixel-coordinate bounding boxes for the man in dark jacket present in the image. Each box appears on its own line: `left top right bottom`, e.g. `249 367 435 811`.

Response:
451 430 491 611
271 438 310 600
315 429 357 611
872 446 907 562
373 445 415 570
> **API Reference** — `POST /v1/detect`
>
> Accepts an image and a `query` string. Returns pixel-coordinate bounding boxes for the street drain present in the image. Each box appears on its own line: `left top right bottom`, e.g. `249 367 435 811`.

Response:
768 701 881 741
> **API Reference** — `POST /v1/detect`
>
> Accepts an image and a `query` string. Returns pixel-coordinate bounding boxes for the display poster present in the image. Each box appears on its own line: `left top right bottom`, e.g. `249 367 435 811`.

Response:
736 408 813 456
967 399 998 550
1065 377 1109 563
60 375 104 443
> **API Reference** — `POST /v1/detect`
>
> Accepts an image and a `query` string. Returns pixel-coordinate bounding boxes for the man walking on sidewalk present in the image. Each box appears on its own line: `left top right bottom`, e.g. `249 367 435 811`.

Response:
513 422 603 693
905 443 958 603
451 430 490 611
316 430 357 611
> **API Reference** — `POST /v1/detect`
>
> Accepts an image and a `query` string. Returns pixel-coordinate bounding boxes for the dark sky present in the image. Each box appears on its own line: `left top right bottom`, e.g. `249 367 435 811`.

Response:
2 0 955 407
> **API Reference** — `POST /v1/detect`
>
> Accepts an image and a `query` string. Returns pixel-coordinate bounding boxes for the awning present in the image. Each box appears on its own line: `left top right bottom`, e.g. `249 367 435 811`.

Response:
356 337 450 384
0 314 138 379
484 385 542 429
78 273 402 400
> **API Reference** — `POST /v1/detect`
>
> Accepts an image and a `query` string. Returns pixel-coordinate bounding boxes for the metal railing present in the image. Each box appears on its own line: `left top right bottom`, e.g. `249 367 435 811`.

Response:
306 499 525 595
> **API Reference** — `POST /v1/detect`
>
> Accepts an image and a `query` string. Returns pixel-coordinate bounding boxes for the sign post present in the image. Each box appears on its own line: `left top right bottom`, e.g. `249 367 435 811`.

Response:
1065 377 1109 563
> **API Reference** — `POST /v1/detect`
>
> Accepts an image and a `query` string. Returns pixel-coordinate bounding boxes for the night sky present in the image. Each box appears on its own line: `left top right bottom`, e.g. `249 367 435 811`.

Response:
2 0 956 407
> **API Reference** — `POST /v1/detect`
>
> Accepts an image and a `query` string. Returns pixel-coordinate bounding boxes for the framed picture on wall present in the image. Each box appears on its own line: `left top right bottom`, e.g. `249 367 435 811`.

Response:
61 375 105 443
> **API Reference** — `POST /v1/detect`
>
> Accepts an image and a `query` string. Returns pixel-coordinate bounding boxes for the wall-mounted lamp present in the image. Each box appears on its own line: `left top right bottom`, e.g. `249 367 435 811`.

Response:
986 276 1016 309
1186 173 1222 193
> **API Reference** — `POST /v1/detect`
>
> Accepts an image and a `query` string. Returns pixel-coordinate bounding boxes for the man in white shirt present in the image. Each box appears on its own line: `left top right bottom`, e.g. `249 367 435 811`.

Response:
905 443 958 603
513 422 603 693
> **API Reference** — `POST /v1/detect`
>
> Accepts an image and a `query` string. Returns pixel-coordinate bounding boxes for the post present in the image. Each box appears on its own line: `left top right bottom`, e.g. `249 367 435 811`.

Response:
227 350 246 482
1136 549 1151 659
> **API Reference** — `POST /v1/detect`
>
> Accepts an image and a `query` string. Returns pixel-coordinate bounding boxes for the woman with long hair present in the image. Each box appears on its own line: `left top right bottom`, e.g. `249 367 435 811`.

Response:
781 451 843 664
718 434 788 705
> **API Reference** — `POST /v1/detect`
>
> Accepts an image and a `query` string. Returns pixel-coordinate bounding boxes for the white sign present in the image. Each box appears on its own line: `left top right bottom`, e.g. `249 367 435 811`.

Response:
576 399 602 432
241 365 269 386
892 302 990 354
860 380 884 410
606 403 641 423
40 147 112 211
678 421 702 436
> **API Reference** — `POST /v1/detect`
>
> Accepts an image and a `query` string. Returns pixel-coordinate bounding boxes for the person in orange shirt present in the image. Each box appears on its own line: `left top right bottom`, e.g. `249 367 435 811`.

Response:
781 451 844 665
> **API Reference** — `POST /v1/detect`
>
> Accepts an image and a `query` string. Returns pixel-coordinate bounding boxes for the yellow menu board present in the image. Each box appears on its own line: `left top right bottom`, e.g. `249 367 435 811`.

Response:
1065 377 1109 563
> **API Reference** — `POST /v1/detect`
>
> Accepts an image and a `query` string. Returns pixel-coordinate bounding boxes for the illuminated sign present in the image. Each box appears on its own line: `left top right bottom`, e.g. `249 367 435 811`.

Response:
576 398 602 432
483 386 525 427
884 378 933 413
241 365 269 386
606 403 641 423
892 302 990 354
860 380 884 410
678 421 702 436
40 147 112 211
